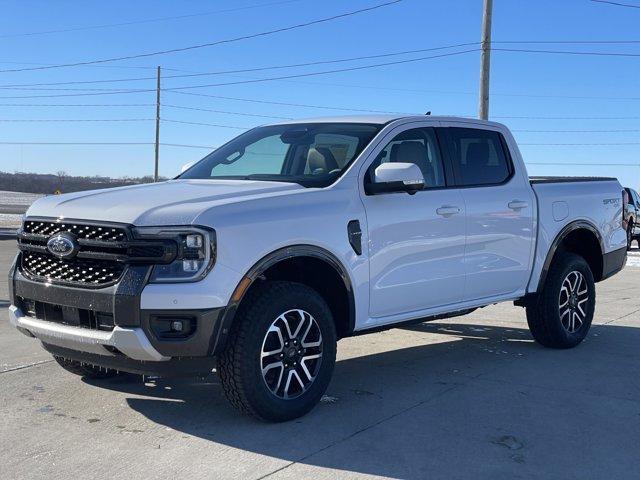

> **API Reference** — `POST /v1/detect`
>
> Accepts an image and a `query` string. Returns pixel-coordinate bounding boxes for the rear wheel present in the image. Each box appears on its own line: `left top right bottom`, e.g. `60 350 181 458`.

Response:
217 281 337 422
628 222 635 250
53 356 120 379
526 253 596 349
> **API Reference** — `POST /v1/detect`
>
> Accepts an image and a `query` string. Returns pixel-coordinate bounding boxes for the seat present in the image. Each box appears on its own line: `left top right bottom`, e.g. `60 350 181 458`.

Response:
307 147 339 174
389 141 435 186
465 142 494 184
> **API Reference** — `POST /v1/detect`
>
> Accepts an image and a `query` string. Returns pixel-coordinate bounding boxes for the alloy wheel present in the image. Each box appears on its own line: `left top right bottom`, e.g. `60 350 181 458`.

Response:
558 270 589 333
260 309 323 399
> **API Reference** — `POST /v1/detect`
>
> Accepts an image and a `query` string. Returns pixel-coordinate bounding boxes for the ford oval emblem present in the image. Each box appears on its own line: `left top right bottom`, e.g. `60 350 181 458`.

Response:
46 233 77 258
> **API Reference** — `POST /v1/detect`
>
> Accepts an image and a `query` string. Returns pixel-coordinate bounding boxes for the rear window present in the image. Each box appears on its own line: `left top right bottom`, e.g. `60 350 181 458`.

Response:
442 128 512 186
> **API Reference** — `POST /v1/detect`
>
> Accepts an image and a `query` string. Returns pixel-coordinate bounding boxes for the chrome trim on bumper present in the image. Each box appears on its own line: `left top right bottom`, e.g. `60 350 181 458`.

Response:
8 305 169 362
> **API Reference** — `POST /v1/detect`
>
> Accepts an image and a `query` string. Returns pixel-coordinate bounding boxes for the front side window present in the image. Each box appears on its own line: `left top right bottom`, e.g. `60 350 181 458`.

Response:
366 127 446 189
180 123 381 188
443 128 512 186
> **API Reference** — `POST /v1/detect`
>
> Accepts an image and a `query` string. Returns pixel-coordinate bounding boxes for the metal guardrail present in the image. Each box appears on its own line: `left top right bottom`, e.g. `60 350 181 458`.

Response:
0 228 18 239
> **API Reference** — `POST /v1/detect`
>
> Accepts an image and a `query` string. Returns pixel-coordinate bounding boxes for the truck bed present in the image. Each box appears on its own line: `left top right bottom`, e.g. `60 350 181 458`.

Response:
530 176 616 184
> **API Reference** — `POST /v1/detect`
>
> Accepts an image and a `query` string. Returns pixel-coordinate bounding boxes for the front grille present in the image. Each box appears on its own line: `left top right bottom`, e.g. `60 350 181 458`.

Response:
19 296 114 331
18 218 176 288
23 220 127 242
22 251 125 286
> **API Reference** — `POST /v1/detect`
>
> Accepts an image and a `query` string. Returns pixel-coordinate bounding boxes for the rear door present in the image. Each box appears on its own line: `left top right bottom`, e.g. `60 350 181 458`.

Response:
360 124 467 320
438 125 535 301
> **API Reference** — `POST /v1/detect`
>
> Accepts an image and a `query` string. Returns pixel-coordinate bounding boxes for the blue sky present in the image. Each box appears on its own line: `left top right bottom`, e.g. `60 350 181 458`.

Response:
0 0 638 187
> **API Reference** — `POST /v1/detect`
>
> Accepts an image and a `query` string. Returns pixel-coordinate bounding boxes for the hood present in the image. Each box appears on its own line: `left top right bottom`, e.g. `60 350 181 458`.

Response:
26 179 304 225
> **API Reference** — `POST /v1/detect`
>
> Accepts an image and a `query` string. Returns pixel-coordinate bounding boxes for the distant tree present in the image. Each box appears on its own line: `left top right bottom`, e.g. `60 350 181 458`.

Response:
56 171 68 189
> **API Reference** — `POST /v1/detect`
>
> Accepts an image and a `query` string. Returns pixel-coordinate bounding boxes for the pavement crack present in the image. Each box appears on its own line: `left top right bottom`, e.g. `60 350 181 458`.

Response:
601 306 640 325
256 384 462 480
0 359 54 374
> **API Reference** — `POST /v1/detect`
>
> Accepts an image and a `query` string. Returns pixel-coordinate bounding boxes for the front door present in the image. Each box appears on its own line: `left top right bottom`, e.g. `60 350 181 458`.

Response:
361 125 467 319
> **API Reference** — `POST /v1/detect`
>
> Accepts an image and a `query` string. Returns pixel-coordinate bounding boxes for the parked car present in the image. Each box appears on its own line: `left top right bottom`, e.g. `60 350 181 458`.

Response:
624 187 640 249
8 116 628 421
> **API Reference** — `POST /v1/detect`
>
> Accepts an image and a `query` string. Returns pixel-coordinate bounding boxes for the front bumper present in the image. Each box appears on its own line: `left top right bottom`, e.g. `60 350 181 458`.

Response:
9 305 168 362
8 252 227 376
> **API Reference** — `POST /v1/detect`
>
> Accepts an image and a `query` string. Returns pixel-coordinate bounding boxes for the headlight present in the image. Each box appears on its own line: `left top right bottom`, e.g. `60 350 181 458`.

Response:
133 226 215 283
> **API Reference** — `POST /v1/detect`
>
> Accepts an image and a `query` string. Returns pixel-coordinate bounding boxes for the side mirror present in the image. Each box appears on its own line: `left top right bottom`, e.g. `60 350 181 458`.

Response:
180 161 196 174
365 162 425 195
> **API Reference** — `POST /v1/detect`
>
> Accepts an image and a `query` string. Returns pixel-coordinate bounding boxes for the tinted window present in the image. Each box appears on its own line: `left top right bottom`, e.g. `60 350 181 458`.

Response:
442 128 511 186
367 127 446 189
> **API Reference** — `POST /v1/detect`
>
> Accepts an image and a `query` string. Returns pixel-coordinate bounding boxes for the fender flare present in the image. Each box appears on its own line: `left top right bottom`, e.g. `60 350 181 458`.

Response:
210 245 356 354
535 220 604 292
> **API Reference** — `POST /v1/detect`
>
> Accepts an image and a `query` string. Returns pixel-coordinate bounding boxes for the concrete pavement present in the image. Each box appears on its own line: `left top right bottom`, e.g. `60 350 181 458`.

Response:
1 239 639 479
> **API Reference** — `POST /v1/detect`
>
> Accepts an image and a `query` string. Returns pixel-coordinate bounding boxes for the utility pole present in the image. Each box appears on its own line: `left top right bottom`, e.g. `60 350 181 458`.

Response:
478 0 493 120
154 66 161 182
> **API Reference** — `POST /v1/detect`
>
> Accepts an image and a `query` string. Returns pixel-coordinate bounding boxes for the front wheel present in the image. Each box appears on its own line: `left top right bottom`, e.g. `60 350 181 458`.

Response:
628 223 635 250
217 281 337 422
526 253 596 349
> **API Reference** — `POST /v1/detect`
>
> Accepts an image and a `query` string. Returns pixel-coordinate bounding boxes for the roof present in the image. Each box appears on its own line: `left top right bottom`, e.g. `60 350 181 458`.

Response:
270 114 505 127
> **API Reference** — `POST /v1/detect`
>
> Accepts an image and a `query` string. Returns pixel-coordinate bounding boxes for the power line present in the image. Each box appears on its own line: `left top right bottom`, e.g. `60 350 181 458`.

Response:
0 103 154 107
0 118 153 122
0 89 154 99
162 143 217 149
170 91 640 119
162 119 249 129
590 0 640 9
0 141 153 146
495 115 640 120
168 91 413 114
164 104 293 120
0 42 479 88
513 128 640 132
1 43 638 102
493 39 640 44
494 47 640 58
0 60 184 72
0 141 216 149
528 162 640 166
0 78 155 88
0 1 404 73
0 0 305 38
163 49 480 92
0 86 153 91
520 142 640 145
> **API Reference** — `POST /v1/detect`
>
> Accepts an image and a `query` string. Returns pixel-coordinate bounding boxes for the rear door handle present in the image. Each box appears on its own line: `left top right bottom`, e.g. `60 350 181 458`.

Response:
436 205 461 217
508 200 529 211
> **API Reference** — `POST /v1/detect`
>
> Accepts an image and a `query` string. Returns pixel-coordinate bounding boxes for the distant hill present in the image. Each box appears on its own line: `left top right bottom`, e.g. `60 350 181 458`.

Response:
0 171 168 195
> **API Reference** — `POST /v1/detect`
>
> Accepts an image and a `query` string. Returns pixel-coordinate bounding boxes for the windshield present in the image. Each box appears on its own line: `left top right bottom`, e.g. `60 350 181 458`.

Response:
179 123 381 187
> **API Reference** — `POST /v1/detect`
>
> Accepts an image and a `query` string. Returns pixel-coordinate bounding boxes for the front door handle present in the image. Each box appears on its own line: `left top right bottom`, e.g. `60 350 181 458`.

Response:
508 200 529 211
436 205 461 217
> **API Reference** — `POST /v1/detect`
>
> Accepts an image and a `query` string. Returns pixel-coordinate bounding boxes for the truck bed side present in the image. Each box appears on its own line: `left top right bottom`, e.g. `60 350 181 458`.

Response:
527 178 626 293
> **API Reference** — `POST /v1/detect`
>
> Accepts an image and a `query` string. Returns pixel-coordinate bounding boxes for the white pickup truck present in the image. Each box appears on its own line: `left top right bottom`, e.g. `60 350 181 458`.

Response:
8 115 627 421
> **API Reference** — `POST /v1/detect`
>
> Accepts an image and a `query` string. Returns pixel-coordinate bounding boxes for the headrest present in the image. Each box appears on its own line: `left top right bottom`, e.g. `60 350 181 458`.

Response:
307 147 339 173
390 141 428 164
465 142 489 168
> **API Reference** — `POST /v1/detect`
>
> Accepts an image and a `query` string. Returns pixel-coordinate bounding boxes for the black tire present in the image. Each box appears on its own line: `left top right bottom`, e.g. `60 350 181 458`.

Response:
628 223 634 250
526 252 596 349
217 281 337 422
53 356 120 379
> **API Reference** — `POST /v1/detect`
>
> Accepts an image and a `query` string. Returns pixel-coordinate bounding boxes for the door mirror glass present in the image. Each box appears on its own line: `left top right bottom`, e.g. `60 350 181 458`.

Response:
366 162 425 195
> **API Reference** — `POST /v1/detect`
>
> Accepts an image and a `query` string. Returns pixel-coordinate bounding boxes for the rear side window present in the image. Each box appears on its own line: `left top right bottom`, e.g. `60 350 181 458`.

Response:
441 128 512 186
